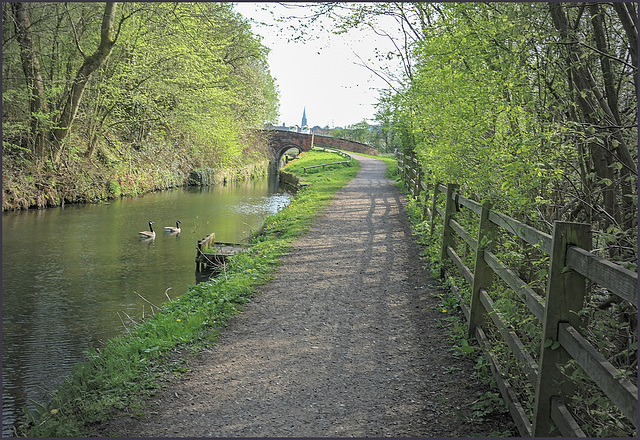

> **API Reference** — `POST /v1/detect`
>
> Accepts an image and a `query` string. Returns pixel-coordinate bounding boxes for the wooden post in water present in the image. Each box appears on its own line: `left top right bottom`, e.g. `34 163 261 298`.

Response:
532 221 591 437
196 233 216 271
468 200 495 337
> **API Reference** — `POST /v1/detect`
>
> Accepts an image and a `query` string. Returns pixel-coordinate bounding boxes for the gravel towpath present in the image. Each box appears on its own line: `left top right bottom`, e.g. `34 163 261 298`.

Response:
100 155 513 437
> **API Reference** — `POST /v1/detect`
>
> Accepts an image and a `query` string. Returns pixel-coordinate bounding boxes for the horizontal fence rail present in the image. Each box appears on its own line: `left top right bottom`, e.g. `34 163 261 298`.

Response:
397 152 638 437
313 146 352 158
303 147 352 174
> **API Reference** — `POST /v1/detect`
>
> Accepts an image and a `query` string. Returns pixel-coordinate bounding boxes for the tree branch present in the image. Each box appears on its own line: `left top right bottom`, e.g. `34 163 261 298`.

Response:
64 2 86 59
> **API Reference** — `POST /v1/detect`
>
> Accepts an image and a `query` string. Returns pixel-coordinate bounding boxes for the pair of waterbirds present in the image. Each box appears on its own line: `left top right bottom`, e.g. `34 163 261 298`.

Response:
138 221 181 239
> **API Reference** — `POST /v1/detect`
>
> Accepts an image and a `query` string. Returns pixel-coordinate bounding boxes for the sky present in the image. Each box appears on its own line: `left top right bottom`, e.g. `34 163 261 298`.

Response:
233 2 398 129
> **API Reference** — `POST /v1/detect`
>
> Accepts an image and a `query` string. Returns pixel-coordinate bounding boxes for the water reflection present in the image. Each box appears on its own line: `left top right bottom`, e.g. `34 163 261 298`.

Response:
1 175 290 435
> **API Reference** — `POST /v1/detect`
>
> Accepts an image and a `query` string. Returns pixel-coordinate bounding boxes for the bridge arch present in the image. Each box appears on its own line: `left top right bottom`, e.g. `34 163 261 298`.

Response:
273 143 304 167
263 129 378 168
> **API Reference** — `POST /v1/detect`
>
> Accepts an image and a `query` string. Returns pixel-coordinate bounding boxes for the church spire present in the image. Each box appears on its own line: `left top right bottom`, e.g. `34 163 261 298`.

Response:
301 107 307 127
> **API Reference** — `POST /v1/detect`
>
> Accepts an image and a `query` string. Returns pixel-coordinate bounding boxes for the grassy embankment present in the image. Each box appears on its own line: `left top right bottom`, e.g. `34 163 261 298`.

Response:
18 149 361 437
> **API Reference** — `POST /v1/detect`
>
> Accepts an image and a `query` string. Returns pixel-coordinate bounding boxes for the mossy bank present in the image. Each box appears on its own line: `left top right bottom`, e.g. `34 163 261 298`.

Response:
2 139 270 212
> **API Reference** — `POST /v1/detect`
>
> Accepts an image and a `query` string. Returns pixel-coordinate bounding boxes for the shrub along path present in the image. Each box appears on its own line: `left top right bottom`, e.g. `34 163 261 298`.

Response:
100 155 514 437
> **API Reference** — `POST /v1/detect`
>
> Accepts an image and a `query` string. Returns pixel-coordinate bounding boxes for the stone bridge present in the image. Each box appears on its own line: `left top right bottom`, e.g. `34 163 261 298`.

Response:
262 130 377 166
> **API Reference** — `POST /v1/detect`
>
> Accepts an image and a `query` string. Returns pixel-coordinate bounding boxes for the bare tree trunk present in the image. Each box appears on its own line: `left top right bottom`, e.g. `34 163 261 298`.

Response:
12 2 48 161
51 2 118 161
589 4 621 125
548 3 636 176
549 2 637 252
612 2 638 91
589 3 635 233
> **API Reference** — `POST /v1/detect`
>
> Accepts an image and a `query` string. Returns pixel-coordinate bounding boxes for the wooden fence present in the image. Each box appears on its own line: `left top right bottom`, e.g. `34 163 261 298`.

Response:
397 152 638 437
303 147 352 174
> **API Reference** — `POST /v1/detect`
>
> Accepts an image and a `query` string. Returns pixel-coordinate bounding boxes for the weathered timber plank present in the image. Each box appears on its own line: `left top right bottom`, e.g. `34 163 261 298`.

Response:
475 326 533 437
440 184 460 277
447 276 471 321
423 207 432 222
446 245 474 286
304 160 350 172
483 250 545 322
468 201 494 338
479 289 539 385
550 397 586 437
566 246 638 304
533 222 591 437
558 323 638 427
450 218 477 250
197 233 216 251
429 184 441 236
435 206 444 218
437 183 447 193
455 193 483 215
488 211 553 255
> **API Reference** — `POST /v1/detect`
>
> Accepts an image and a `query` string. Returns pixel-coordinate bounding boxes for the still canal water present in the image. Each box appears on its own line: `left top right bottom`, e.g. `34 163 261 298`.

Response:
2 174 291 435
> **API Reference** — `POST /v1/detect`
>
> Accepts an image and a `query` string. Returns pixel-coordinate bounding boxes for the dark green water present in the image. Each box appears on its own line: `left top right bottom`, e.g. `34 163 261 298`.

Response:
1 175 291 435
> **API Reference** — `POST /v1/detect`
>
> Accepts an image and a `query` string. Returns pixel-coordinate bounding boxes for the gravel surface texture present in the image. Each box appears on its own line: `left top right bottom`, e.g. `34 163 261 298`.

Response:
99 154 514 437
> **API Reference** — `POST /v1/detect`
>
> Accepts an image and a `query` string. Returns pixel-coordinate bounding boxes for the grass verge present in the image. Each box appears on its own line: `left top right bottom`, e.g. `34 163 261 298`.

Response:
18 150 359 437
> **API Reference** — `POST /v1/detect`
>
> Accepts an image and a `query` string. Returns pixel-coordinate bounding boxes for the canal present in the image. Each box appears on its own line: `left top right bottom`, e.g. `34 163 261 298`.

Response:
1 174 292 435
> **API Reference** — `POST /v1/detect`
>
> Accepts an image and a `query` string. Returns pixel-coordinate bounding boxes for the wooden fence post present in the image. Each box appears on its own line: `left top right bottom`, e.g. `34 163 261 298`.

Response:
413 157 421 199
421 173 431 221
532 221 591 437
414 167 422 199
430 183 441 237
402 156 409 182
468 201 494 337
407 154 416 197
406 155 414 194
439 183 460 278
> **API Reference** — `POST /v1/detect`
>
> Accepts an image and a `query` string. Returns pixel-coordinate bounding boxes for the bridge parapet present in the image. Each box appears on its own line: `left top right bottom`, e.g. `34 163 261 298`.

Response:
262 129 377 166
311 134 377 156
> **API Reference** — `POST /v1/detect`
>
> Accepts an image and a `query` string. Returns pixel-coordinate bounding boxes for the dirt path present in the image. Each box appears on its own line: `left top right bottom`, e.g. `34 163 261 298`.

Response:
100 155 513 437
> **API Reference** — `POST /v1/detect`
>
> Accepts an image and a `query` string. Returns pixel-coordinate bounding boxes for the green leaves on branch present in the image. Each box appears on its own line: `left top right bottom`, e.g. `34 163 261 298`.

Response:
3 2 279 168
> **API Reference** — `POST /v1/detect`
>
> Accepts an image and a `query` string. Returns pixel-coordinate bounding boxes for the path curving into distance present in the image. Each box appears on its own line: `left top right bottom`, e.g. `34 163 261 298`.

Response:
100 154 513 437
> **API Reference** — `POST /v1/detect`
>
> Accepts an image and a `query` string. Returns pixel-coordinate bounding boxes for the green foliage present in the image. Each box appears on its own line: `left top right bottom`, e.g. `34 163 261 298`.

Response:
339 1 638 264
107 180 122 198
2 2 278 170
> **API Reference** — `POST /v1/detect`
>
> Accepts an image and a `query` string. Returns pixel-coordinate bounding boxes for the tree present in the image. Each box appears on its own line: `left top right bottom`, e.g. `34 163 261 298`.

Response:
50 2 119 158
8 2 132 162
10 2 49 160
307 2 636 260
547 2 637 236
3 2 278 169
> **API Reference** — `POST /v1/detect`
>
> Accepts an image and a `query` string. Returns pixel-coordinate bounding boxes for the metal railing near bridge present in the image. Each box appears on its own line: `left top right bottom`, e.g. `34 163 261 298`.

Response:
397 152 638 437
